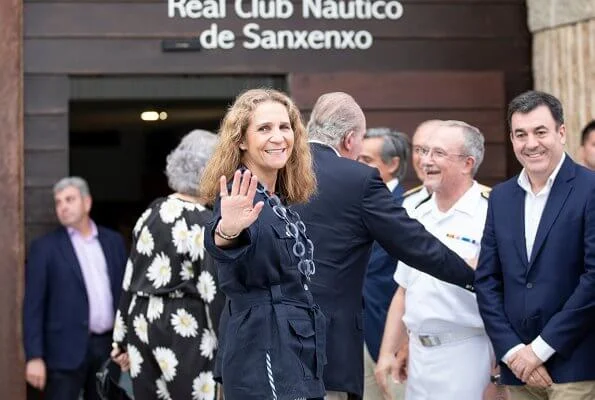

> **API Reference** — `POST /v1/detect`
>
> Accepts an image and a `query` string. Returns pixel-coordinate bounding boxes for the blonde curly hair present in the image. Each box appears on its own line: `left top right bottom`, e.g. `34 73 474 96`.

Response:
200 88 316 204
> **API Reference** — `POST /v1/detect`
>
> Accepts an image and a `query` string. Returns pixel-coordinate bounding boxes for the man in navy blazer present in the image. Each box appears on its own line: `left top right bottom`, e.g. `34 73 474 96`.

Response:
294 93 475 399
357 127 410 400
475 91 595 399
23 177 127 400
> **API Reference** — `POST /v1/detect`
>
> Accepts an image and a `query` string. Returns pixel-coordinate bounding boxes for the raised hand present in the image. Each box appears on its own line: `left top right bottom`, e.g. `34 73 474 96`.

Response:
218 170 264 238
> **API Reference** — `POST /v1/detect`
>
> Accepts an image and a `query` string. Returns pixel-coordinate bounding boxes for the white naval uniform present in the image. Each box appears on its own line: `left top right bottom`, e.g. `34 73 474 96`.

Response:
394 182 492 400
401 186 430 217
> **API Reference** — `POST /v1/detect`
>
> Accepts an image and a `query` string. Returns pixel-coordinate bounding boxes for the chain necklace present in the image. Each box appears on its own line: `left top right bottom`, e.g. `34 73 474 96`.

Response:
256 186 316 281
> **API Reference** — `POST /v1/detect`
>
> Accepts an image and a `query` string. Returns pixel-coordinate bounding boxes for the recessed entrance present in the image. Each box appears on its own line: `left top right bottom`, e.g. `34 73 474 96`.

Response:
67 75 286 245
69 99 227 245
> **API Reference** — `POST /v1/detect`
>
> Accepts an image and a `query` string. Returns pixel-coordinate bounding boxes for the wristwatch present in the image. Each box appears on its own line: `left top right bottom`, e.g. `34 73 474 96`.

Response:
490 373 502 386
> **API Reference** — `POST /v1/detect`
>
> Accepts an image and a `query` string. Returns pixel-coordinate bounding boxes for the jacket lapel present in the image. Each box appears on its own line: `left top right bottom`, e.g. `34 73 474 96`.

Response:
511 184 529 267
527 156 575 270
58 228 86 289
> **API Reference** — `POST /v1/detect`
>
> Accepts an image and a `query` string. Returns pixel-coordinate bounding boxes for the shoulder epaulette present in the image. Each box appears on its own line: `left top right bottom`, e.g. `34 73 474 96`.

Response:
414 192 432 209
478 183 492 200
403 185 424 198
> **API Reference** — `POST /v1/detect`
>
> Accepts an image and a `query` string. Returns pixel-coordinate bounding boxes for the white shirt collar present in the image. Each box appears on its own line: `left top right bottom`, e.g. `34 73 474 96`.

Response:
309 140 341 157
386 178 399 192
517 153 566 195
419 181 482 218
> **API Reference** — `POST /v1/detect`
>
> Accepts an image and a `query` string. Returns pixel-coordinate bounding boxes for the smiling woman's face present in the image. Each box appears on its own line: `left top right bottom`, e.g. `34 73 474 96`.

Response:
240 100 295 180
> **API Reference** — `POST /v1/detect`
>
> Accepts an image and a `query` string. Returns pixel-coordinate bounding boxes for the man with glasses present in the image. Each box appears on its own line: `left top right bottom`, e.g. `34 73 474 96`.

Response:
376 120 495 399
401 120 441 215
295 93 476 400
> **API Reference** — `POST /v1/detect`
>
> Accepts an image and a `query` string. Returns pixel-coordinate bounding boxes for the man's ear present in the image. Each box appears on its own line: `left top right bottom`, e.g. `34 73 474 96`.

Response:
387 157 400 175
342 131 355 152
464 156 476 176
84 196 92 213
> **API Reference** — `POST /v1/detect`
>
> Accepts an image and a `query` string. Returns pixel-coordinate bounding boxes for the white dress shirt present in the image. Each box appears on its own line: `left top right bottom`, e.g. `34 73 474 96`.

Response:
502 153 566 364
386 178 399 193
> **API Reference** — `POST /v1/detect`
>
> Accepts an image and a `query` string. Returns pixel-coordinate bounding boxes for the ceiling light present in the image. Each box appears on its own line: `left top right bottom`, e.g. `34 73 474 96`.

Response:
159 112 168 120
141 111 159 121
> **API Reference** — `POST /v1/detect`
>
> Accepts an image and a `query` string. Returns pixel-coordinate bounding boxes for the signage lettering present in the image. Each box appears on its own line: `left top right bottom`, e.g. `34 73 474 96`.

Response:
167 0 404 50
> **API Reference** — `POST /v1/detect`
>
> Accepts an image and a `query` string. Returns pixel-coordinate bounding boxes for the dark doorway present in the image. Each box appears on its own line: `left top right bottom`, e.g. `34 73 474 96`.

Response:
69 99 228 247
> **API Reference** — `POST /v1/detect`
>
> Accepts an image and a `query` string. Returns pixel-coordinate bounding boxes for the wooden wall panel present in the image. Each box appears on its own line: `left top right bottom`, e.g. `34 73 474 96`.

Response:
23 38 529 74
25 150 69 187
291 71 507 185
363 110 506 144
23 0 526 4
24 115 69 150
24 75 68 113
24 2 526 39
24 74 69 243
25 187 56 224
291 72 505 109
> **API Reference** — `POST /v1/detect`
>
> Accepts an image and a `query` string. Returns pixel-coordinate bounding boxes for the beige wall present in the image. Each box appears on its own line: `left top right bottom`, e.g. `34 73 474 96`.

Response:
528 0 595 160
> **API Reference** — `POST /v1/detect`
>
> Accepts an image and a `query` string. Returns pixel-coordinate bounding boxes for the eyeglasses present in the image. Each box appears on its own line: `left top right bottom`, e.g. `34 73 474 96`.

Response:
413 146 469 161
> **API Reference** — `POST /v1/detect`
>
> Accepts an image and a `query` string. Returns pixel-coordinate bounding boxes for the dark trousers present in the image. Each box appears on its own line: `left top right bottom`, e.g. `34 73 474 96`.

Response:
29 333 112 400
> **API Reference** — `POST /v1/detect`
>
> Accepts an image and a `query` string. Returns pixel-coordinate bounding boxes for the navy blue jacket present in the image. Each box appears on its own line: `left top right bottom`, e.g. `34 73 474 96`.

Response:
475 156 595 385
205 189 326 400
362 184 403 362
23 225 127 370
294 144 474 396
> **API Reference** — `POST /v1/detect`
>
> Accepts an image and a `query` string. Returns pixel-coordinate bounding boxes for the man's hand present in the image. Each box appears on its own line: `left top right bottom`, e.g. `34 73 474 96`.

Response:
525 365 553 388
508 345 543 382
26 358 46 390
374 351 399 400
392 342 408 383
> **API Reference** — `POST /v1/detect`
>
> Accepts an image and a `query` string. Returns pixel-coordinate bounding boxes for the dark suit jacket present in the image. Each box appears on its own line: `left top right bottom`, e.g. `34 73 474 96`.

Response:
362 184 403 362
23 225 127 370
475 155 595 384
294 144 474 396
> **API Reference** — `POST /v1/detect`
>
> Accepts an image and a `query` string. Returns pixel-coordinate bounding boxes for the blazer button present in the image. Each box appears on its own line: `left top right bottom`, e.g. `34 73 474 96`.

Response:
526 283 533 289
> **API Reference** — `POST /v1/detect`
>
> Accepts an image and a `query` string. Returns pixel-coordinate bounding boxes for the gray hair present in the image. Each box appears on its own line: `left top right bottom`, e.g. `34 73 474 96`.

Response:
53 176 91 197
307 92 366 148
365 127 410 180
166 129 219 195
441 120 485 176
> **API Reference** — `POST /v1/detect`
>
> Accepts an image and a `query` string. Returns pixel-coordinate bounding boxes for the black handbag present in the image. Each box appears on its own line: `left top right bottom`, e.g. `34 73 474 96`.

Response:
96 358 134 400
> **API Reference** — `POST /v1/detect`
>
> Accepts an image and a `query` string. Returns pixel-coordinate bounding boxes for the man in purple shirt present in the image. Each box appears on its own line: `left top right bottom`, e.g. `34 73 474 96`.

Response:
23 176 127 400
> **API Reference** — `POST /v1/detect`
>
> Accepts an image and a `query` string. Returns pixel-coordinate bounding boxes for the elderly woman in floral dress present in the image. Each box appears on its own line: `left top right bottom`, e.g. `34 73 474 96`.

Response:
111 130 225 400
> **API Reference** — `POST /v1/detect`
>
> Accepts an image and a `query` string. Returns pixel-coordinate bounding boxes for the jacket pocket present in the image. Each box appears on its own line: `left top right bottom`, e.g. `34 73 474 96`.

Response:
288 319 316 379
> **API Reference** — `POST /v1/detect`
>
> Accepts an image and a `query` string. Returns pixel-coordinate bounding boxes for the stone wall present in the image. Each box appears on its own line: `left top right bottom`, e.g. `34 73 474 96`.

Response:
528 0 595 159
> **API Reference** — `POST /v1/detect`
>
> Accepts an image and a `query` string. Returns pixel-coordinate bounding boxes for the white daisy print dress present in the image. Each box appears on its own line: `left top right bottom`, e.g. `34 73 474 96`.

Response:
114 195 225 400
